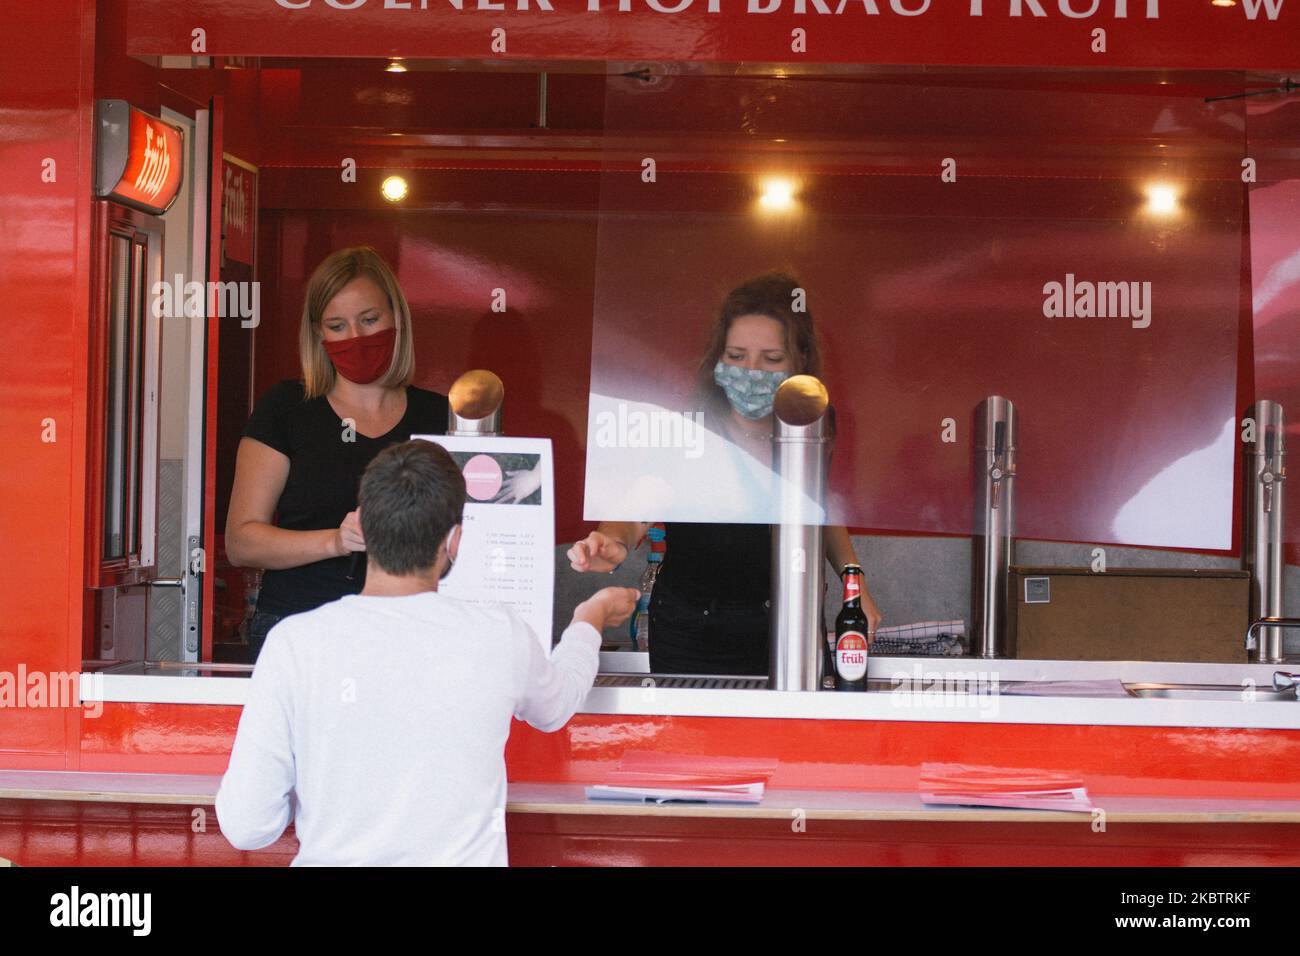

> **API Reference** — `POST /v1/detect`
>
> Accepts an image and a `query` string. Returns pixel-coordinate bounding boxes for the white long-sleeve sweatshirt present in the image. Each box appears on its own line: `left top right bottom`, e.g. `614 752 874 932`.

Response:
215 591 600 866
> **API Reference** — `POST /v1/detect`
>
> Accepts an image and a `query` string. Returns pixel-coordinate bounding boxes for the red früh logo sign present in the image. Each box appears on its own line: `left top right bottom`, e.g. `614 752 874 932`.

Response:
96 102 184 215
113 110 183 212
222 160 256 265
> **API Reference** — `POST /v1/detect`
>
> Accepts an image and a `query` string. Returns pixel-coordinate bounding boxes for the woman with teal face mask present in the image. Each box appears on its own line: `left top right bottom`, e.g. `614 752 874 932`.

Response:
569 272 884 676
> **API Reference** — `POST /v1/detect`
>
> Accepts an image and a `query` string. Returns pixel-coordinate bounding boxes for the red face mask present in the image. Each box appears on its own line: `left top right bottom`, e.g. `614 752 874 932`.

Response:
322 327 397 385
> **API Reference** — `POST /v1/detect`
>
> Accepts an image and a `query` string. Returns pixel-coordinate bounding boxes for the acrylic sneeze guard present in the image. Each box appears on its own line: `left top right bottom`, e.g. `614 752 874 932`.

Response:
583 70 1243 550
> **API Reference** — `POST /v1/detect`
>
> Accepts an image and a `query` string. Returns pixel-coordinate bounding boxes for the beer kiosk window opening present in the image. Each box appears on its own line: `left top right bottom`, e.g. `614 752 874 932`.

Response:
79 56 1299 733
582 63 1284 689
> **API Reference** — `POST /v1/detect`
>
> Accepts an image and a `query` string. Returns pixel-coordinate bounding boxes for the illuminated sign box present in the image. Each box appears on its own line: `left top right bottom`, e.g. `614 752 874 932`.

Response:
94 100 184 215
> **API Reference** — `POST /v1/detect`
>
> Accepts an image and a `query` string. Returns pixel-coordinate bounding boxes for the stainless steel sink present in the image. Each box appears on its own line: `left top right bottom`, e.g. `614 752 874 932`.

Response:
594 675 901 692
1124 682 1296 702
595 674 770 690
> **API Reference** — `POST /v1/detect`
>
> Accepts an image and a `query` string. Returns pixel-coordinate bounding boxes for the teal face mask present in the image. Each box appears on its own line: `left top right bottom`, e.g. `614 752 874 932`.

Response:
713 361 790 420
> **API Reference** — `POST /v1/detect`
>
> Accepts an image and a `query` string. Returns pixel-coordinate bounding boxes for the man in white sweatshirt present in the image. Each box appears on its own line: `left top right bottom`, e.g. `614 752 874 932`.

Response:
216 439 637 865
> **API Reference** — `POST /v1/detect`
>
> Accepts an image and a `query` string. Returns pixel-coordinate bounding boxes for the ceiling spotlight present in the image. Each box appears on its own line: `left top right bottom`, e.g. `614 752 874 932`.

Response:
381 176 409 203
758 176 797 212
1144 183 1179 216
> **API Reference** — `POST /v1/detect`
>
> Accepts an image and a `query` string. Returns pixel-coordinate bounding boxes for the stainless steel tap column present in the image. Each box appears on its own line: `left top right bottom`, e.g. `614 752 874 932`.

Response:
1246 400 1287 663
972 396 1018 659
447 369 505 436
769 375 832 691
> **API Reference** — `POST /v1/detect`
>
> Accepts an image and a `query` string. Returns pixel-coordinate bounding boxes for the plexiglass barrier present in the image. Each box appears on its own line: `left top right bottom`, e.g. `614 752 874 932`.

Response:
584 69 1246 550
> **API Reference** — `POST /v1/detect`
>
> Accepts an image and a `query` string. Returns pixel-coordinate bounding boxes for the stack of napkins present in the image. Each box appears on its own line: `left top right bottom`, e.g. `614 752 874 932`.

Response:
585 752 777 805
918 762 1094 812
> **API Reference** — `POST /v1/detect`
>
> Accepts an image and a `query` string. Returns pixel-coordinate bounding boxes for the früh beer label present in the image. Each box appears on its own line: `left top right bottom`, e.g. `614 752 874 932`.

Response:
835 631 868 683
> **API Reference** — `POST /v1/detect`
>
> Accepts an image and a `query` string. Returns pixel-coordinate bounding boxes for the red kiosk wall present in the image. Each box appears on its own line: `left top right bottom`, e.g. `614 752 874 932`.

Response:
0 0 267 768
0 0 98 770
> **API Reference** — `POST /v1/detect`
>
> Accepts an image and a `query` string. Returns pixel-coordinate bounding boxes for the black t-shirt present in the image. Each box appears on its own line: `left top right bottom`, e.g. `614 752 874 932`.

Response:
646 396 827 608
649 399 836 608
655 522 772 605
241 379 450 616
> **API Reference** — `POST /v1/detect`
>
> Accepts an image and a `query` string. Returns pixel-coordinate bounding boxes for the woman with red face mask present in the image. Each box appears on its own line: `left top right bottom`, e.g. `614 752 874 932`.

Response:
225 247 450 661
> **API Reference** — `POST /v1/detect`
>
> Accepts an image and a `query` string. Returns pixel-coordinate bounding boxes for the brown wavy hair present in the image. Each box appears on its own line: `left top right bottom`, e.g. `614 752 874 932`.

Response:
694 272 824 416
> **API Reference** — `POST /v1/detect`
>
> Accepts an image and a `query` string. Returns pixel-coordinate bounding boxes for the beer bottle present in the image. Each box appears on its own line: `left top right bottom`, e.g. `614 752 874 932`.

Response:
834 564 869 692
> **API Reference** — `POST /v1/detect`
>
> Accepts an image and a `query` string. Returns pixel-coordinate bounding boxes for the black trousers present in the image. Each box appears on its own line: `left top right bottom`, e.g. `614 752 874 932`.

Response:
246 609 285 663
647 586 771 676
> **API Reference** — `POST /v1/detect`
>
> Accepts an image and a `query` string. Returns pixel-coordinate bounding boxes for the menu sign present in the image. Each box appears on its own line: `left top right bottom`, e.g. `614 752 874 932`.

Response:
94 100 184 215
412 434 556 652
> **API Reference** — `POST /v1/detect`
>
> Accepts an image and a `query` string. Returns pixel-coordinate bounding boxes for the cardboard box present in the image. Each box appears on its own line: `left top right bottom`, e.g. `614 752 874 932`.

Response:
1007 567 1250 662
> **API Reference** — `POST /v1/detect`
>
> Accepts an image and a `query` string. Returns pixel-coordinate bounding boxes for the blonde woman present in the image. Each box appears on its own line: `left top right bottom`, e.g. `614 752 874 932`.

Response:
226 247 449 660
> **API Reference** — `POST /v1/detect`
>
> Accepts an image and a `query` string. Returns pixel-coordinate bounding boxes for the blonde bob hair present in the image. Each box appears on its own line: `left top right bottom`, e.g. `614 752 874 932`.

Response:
299 246 416 398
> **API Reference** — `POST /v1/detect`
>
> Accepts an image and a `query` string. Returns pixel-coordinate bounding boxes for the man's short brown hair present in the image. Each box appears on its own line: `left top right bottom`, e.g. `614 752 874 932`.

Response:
358 441 466 575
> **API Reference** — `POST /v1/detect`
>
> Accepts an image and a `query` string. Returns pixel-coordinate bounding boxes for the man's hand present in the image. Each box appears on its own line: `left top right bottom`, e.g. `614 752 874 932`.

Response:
573 587 640 633
567 531 629 574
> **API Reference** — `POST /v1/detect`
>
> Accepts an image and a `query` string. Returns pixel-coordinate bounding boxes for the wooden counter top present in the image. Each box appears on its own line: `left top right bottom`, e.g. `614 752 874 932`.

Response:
506 783 1300 823
2 771 1297 823
0 770 219 806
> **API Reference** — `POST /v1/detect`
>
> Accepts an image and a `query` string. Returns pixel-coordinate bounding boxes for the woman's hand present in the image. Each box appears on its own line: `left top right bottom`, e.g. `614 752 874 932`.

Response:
494 464 542 504
334 509 366 557
862 590 883 646
567 531 628 574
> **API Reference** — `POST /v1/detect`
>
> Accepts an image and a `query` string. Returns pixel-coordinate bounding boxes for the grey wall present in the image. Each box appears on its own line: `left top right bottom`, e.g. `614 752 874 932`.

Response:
555 534 1300 656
